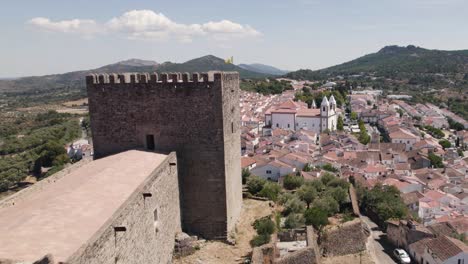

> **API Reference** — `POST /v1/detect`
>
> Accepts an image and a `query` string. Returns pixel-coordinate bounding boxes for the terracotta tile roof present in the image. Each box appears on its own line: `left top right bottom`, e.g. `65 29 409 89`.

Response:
241 157 257 168
426 235 468 261
409 237 432 256
389 128 419 140
296 108 320 117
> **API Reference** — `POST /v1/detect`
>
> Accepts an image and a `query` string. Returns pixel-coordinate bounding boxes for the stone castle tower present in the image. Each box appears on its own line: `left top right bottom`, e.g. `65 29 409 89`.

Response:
86 71 242 240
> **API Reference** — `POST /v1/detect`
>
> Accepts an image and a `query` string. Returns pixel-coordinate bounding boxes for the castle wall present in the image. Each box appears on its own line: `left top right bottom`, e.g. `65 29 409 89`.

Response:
87 72 242 239
66 152 181 264
220 73 242 235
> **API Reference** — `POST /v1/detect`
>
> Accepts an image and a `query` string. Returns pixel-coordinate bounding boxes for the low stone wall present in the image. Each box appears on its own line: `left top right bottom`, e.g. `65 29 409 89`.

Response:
251 244 276 264
275 248 318 264
251 226 320 264
321 219 368 257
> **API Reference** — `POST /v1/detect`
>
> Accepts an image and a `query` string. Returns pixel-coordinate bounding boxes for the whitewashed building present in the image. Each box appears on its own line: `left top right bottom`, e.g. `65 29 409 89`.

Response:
264 96 339 134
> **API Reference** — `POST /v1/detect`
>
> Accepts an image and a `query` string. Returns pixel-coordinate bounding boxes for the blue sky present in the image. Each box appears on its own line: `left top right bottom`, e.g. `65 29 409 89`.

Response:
1 0 468 77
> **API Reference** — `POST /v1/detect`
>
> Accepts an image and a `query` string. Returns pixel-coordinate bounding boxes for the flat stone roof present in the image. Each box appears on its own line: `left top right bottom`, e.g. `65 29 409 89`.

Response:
0 150 167 262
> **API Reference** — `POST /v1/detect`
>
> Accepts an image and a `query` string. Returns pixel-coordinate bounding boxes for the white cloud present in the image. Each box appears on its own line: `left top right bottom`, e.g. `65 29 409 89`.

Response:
27 10 261 42
28 17 100 36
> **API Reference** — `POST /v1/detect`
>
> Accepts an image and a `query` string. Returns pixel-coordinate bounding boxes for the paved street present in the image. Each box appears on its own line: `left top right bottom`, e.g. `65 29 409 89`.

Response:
361 216 398 264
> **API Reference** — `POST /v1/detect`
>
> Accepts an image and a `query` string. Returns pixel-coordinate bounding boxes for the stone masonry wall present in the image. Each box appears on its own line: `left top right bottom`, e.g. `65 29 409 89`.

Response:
86 71 242 240
66 152 181 264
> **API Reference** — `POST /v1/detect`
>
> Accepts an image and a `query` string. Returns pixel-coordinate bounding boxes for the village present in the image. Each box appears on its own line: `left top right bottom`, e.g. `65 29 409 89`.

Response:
237 78 468 264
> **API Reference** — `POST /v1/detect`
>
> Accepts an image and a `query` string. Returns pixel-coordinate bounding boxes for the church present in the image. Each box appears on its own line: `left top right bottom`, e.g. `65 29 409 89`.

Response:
265 96 340 134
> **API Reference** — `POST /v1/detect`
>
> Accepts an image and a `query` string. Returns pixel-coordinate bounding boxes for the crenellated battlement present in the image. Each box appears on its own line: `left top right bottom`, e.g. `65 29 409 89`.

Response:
86 71 232 85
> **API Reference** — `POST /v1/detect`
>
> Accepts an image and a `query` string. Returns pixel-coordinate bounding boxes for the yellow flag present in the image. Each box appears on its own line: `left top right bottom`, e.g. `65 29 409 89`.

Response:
225 56 234 64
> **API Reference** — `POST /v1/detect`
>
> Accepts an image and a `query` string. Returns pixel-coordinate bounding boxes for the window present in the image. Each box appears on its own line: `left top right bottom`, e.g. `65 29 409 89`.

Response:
231 122 234 133
407 140 410 144
153 208 159 233
287 124 290 128
276 123 279 128
266 170 272 174
146 135 155 150
323 106 326 111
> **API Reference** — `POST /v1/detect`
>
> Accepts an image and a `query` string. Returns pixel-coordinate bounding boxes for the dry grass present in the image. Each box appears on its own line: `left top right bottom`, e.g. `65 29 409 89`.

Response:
174 199 273 264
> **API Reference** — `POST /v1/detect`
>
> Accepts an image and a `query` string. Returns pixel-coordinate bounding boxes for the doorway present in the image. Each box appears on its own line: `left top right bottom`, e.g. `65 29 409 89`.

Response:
146 134 155 150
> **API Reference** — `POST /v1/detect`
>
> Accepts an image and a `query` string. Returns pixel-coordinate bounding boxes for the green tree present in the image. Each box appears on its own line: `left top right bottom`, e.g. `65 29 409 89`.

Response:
297 184 317 208
337 115 344 131
358 120 371 145
322 164 339 173
304 207 329 230
242 168 251 184
303 163 312 172
360 184 408 223
320 172 336 185
258 182 282 201
284 213 305 229
428 152 444 168
312 195 340 216
283 196 307 216
350 112 358 120
438 139 451 149
326 187 349 207
247 176 266 195
283 174 304 190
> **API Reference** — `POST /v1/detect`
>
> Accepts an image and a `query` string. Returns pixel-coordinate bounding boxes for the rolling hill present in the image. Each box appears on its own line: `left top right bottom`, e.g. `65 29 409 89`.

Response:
238 63 288 75
0 55 268 95
286 45 468 80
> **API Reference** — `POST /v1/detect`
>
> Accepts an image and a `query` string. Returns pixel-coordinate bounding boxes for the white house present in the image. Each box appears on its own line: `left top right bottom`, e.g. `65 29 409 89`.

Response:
264 97 339 134
250 160 296 181
389 128 420 151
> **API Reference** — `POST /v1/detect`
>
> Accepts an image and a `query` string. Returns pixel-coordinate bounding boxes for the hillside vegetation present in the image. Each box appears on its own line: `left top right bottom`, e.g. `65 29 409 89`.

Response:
286 45 468 79
0 110 81 192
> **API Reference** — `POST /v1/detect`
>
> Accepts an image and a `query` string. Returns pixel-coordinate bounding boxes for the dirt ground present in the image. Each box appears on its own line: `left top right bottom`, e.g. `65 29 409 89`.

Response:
322 251 375 264
62 98 88 107
174 199 273 264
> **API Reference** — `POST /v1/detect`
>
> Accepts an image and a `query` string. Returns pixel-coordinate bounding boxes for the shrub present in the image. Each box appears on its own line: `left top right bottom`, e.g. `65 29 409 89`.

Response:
283 196 306 216
250 234 271 247
247 176 266 195
284 213 305 229
258 182 282 201
253 217 276 235
242 168 251 184
322 164 339 173
438 139 451 149
278 192 295 205
283 174 304 190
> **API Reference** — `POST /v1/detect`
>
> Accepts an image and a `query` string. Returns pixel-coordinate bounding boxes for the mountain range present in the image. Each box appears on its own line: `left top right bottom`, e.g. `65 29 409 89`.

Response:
286 45 468 80
2 45 468 100
0 55 287 94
